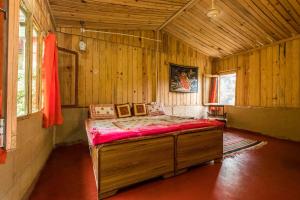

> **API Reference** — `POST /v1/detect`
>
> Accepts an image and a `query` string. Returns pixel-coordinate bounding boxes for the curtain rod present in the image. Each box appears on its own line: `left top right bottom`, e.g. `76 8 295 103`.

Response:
81 28 161 42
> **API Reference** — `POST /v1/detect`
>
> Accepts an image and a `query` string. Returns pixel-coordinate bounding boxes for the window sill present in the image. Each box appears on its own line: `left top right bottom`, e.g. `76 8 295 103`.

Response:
17 110 43 121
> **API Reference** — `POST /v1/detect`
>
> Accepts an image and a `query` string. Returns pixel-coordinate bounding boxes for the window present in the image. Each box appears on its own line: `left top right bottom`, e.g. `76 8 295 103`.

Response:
17 6 43 117
17 8 28 116
203 72 236 106
219 73 236 105
31 26 40 112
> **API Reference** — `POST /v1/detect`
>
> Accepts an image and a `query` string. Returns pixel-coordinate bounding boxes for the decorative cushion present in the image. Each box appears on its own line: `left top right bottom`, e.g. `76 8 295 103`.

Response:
116 103 132 118
132 103 147 116
146 102 165 116
89 104 116 119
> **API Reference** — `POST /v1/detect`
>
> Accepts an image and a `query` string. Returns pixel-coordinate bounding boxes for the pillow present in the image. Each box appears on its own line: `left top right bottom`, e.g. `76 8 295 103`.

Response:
132 103 147 116
89 104 116 119
116 103 132 118
146 102 165 116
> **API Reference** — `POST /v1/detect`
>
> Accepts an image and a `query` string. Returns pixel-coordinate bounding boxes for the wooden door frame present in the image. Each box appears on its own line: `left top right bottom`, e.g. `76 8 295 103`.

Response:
1 0 8 148
57 47 79 107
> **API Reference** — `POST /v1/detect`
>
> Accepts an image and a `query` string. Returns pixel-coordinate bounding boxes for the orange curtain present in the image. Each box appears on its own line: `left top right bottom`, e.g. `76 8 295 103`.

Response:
42 33 63 128
209 78 218 104
209 78 219 112
0 148 6 164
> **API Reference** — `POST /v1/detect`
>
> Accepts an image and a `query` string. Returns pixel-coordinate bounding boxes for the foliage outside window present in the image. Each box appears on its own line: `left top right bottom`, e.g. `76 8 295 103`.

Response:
219 73 236 105
17 8 27 116
32 26 40 112
17 6 43 117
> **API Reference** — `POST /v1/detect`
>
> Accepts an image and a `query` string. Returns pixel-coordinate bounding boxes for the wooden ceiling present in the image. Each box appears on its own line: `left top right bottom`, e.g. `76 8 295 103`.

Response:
164 0 300 57
48 0 190 30
49 0 300 57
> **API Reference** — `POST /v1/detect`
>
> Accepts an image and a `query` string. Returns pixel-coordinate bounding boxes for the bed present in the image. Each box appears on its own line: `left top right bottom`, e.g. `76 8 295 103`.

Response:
86 115 224 199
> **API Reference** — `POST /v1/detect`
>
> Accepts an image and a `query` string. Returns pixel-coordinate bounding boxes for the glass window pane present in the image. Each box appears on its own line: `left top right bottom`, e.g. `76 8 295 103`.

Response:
17 9 27 116
32 27 38 112
220 73 236 105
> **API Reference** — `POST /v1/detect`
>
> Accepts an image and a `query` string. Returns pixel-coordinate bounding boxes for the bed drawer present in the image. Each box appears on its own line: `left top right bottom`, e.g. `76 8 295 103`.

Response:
99 136 174 194
176 129 223 170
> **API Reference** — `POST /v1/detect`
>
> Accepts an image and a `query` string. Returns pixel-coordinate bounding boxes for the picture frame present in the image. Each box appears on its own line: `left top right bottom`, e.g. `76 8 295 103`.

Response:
169 63 198 93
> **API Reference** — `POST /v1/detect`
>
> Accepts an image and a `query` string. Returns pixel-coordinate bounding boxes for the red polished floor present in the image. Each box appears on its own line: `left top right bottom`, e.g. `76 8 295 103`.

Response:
29 130 300 200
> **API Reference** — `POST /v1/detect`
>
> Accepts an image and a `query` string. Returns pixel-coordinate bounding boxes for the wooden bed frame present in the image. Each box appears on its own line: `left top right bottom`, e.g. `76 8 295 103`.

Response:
89 126 223 199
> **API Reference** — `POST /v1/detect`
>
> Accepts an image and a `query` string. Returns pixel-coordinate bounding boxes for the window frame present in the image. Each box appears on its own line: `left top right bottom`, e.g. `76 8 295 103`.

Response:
0 0 7 148
202 71 237 106
17 5 30 117
30 21 42 113
40 38 45 110
17 4 43 119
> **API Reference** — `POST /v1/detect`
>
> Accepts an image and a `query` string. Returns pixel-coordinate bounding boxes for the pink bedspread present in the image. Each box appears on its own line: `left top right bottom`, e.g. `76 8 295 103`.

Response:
86 116 224 146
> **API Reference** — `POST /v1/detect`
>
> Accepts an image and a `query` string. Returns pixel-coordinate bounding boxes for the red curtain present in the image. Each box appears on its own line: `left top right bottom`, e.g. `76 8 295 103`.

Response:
42 33 63 128
209 78 218 103
209 78 219 112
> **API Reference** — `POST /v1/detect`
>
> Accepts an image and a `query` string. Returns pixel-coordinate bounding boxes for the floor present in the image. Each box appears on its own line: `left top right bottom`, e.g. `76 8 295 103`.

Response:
29 129 300 200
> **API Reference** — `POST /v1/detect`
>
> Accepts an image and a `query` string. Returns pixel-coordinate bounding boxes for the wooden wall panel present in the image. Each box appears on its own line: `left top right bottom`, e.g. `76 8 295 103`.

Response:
236 55 245 106
213 38 300 108
57 29 210 107
158 32 211 107
272 44 280 107
248 51 261 106
58 51 76 106
260 47 273 107
291 39 300 106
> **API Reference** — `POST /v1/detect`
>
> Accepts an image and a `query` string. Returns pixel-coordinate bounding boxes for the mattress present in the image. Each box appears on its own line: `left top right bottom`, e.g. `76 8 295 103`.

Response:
85 115 224 146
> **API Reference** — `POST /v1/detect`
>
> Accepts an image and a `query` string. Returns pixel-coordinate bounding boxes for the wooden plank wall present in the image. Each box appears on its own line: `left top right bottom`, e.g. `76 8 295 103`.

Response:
212 38 300 108
23 0 54 31
58 51 76 105
57 29 211 107
158 32 212 106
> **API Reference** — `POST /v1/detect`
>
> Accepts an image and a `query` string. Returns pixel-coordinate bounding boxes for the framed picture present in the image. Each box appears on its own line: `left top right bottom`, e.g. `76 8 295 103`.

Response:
169 63 198 93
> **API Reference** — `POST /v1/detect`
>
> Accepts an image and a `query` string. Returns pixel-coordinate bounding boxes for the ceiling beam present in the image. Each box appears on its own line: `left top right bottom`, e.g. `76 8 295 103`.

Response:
157 0 200 31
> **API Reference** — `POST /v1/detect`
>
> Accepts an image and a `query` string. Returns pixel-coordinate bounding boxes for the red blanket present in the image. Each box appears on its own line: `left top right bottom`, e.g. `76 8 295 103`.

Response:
86 116 224 146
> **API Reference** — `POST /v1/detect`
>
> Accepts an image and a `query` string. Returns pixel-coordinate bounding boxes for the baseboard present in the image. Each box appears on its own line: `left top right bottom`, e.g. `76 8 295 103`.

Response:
225 127 262 135
226 127 300 143
54 139 88 148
